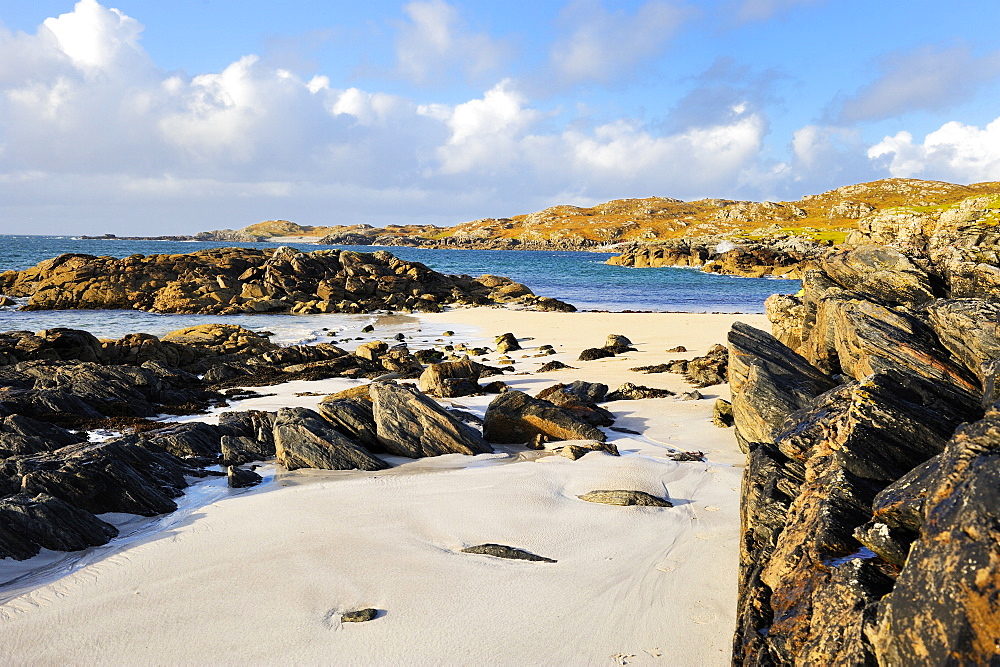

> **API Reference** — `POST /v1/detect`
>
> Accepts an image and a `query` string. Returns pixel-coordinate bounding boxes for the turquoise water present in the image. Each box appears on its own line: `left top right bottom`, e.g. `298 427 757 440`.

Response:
0 235 796 340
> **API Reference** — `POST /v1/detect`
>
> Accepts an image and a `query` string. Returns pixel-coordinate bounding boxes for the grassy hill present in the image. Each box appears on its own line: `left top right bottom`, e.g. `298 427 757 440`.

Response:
232 178 1000 246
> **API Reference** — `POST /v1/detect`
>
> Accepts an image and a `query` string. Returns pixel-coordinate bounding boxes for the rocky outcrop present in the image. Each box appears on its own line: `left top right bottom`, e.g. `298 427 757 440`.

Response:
607 240 820 279
0 247 575 315
733 198 1000 663
369 382 492 458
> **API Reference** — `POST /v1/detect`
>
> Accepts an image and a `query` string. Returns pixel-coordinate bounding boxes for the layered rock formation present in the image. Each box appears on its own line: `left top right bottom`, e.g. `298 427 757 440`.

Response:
0 247 575 315
731 193 1000 663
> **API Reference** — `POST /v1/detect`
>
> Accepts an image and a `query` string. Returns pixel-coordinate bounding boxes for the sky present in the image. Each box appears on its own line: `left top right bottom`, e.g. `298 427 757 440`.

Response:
1 0 999 235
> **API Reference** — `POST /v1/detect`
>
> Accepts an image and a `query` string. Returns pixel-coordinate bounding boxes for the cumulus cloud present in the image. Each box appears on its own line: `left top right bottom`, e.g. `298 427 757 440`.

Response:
394 0 509 84
835 44 1000 123
0 0 779 234
548 0 691 87
41 0 146 72
868 118 1000 183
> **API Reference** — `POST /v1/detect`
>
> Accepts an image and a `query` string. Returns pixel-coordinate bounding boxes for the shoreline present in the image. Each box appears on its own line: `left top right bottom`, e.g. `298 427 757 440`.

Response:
0 308 767 664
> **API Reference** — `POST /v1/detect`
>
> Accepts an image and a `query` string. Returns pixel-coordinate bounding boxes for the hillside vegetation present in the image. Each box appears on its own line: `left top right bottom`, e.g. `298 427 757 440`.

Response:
230 179 1000 246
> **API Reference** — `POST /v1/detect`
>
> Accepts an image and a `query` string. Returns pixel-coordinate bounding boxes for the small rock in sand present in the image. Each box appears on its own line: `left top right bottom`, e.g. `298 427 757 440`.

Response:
495 333 520 353
579 490 673 507
537 360 574 372
227 465 262 488
342 608 378 623
461 543 557 563
679 390 703 401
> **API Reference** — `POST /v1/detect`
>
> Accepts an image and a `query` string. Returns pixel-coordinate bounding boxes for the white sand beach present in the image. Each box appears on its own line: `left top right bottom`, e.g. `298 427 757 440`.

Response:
0 308 767 665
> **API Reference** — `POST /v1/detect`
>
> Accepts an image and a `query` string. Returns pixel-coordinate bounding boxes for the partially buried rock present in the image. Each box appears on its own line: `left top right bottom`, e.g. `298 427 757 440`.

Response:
578 490 673 507
680 390 703 401
578 347 616 361
342 608 378 623
461 543 556 563
605 383 675 401
537 360 574 372
559 441 620 460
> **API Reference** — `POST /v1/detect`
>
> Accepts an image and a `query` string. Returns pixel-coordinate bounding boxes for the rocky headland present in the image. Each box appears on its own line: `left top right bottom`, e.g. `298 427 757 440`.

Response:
728 190 1000 662
82 179 1000 270
0 246 574 315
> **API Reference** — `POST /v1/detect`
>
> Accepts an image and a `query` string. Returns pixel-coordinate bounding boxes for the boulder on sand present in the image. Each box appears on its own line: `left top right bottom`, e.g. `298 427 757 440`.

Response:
483 390 607 444
273 407 388 472
369 382 493 458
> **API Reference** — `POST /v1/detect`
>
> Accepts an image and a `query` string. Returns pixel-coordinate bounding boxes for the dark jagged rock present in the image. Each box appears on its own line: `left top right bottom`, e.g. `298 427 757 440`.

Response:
273 407 388 472
3 438 195 517
138 421 221 460
578 347 615 361
218 410 276 465
369 382 492 458
558 440 619 460
0 414 84 457
482 390 607 444
606 382 675 401
795 558 894 664
317 398 380 452
227 465 262 489
0 493 119 560
819 245 936 307
872 405 1000 663
578 490 671 507
925 298 1000 381
712 399 734 427
807 295 980 393
536 360 573 372
536 380 608 404
734 442 803 664
461 543 556 563
728 323 837 448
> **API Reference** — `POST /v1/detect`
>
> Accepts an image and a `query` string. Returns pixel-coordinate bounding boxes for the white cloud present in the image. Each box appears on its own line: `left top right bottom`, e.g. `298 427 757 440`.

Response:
394 0 509 84
868 118 1000 183
836 45 1000 123
0 0 788 233
41 0 147 72
430 80 543 174
549 0 690 86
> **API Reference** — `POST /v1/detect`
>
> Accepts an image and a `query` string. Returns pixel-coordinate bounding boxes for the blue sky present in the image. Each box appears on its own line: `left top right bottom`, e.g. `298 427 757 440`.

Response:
1 0 999 234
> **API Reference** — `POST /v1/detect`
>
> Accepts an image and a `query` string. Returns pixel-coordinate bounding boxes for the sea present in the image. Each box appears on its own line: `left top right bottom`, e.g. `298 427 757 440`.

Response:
0 235 798 344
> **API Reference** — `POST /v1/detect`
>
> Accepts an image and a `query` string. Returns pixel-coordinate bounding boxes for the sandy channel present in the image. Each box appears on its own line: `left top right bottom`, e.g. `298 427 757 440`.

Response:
0 308 768 665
